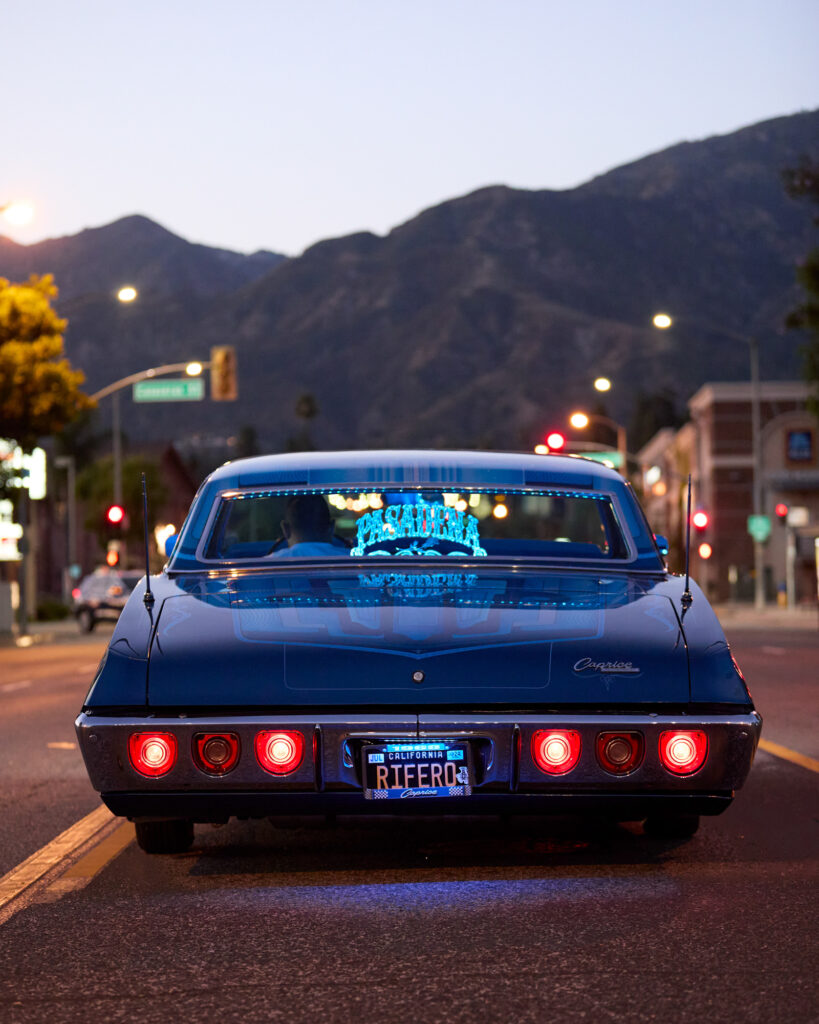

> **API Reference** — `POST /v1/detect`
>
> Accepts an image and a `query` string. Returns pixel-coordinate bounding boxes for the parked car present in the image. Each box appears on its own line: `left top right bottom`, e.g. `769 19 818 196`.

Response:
75 450 761 853
72 569 143 633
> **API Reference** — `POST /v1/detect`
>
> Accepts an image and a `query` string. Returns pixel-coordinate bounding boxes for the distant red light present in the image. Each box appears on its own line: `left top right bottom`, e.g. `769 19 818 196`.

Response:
71 587 82 600
105 549 120 567
106 504 125 525
658 730 708 775
129 732 177 777
546 432 566 451
255 730 305 775
531 729 581 774
691 510 709 529
775 503 789 519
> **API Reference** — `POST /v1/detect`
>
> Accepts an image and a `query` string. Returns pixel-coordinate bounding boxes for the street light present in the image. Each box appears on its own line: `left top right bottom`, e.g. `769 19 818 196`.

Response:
593 377 612 393
94 358 207 509
652 311 765 609
569 411 628 475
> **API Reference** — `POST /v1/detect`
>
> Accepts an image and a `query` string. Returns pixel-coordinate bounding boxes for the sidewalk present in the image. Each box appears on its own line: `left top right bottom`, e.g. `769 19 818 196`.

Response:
1 618 115 647
712 603 819 631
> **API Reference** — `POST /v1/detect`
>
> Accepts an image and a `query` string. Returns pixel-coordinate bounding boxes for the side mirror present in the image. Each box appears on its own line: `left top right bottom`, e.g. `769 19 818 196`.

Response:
164 533 179 558
654 534 669 557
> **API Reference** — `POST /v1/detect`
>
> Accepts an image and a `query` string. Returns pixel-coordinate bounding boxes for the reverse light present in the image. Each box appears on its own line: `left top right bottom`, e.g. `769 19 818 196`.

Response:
255 730 305 775
532 730 581 775
193 733 240 776
596 732 644 775
659 730 708 775
129 732 177 777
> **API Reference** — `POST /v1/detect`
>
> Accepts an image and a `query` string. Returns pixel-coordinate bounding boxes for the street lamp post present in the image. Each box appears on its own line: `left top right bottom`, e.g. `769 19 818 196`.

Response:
569 411 628 475
653 313 765 609
92 361 208 508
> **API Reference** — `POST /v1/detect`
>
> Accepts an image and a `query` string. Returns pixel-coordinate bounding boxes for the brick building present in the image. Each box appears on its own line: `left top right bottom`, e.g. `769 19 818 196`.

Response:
639 382 819 604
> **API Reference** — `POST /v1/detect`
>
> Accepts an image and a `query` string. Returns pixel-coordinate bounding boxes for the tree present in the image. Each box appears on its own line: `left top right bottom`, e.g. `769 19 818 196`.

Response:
287 392 319 451
783 158 819 412
0 274 93 452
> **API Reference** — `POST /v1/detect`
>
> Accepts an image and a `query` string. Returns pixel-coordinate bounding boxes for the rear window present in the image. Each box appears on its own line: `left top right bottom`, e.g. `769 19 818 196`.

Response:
203 488 629 561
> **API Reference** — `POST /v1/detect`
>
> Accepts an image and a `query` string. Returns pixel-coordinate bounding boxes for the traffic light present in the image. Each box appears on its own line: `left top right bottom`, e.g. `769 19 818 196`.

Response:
106 504 125 526
545 431 566 451
106 541 121 567
775 503 789 521
691 509 711 559
210 345 238 401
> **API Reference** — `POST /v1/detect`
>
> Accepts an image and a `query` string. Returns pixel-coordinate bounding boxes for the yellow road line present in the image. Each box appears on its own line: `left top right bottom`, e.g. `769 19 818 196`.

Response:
61 822 134 880
0 805 113 911
759 738 819 775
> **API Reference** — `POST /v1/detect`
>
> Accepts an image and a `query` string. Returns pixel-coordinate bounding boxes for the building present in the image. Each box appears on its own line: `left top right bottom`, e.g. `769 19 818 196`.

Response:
639 381 819 604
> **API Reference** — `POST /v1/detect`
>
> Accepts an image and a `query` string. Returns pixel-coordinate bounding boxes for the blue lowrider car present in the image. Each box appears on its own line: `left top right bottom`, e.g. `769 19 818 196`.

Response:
76 450 761 853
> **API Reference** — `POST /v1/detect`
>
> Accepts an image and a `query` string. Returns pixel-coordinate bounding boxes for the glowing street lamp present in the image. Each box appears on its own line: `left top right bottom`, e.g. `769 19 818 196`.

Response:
652 309 764 608
569 410 627 475
593 377 611 393
185 362 203 377
117 285 138 303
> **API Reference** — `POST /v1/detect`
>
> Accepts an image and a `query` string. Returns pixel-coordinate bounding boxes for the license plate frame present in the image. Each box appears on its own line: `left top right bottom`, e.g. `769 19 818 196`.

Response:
362 740 473 800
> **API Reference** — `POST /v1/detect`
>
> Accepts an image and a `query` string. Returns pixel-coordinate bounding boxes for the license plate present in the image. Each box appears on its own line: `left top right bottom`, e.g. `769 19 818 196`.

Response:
363 741 472 800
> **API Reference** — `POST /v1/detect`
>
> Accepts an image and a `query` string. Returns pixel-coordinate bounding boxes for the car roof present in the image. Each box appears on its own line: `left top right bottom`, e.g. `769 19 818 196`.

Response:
205 449 622 491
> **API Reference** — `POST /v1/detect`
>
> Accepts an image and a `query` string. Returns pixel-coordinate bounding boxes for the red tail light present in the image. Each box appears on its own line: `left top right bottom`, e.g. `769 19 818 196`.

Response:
532 729 581 775
659 730 708 775
129 732 177 777
255 730 305 775
193 733 240 775
596 732 643 774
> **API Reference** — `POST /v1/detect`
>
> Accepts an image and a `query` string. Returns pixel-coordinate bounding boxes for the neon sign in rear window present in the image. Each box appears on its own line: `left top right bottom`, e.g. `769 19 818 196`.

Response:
204 489 629 561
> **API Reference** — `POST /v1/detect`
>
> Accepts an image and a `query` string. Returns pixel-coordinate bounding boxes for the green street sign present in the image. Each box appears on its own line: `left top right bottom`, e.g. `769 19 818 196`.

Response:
573 449 622 468
747 514 771 543
133 378 205 402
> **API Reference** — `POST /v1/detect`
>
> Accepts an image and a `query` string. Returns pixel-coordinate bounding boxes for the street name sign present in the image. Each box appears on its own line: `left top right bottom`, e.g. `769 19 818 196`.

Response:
133 379 205 402
747 514 771 543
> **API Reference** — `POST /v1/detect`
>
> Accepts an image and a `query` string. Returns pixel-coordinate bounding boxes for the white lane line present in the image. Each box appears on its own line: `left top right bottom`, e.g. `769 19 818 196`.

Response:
47 742 77 750
760 645 786 656
0 805 113 912
1 680 32 693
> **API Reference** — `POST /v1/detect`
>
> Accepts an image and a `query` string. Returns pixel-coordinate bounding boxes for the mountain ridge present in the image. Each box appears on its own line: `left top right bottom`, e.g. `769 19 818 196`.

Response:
1 109 816 455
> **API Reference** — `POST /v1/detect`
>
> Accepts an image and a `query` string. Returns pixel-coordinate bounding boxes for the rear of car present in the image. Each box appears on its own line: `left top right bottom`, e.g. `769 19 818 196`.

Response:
76 451 761 853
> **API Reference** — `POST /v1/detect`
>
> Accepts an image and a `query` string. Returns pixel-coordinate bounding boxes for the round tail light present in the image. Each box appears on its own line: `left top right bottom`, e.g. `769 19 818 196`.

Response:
255 730 305 775
659 730 708 775
596 732 644 775
531 729 581 775
129 732 177 777
193 733 240 775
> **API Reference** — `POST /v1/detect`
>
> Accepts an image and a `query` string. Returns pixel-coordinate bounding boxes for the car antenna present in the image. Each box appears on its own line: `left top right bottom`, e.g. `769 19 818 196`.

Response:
681 473 693 617
141 472 155 609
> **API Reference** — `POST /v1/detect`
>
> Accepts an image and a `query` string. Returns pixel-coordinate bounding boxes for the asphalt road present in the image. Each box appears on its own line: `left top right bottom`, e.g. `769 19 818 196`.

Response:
0 625 816 1023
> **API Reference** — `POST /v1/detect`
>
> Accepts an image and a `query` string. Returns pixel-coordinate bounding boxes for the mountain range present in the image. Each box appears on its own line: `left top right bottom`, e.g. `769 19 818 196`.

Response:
1 108 816 456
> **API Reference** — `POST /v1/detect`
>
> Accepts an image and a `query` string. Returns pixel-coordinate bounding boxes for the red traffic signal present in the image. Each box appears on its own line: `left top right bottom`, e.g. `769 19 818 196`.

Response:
691 510 709 530
545 432 566 451
775 503 788 519
106 504 125 526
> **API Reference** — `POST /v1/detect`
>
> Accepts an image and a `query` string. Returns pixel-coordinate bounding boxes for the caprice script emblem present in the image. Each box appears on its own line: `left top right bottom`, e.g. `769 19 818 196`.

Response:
573 657 641 675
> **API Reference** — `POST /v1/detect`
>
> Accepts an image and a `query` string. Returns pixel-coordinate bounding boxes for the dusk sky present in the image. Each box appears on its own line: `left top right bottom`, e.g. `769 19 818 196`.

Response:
3 0 817 256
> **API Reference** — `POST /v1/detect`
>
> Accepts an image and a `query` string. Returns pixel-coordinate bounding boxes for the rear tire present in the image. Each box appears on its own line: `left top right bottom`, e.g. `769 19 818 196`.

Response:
77 609 95 633
135 819 194 854
643 813 700 839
